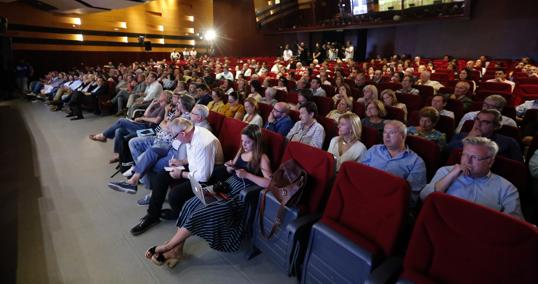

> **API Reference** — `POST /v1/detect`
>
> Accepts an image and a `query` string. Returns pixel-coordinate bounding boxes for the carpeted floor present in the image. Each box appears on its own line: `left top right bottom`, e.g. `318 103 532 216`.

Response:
0 100 295 284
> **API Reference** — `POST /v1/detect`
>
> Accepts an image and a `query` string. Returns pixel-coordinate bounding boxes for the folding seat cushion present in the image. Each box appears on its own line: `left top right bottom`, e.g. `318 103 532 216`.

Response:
401 193 538 284
251 142 335 273
406 135 440 181
302 162 409 284
217 118 248 161
312 95 334 117
207 111 225 136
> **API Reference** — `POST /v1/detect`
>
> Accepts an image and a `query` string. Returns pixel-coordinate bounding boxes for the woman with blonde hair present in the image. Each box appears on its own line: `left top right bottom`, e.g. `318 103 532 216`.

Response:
381 89 408 122
242 97 264 127
357 84 378 106
327 112 367 171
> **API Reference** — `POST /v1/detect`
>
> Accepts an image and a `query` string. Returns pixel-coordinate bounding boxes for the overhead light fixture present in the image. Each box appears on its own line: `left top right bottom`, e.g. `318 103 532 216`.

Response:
72 18 81 25
157 25 164 31
204 30 216 41
75 34 84 41
119 22 127 29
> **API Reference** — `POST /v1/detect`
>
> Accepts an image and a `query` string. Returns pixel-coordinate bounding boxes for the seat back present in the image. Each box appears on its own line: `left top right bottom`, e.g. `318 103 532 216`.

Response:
281 142 336 215
406 135 441 180
285 91 299 104
257 102 273 122
316 116 338 150
385 105 406 122
322 162 410 256
217 118 248 161
378 82 402 93
361 125 380 148
261 128 286 171
461 120 521 141
445 98 464 122
397 93 423 112
207 111 225 136
353 101 366 118
312 96 334 117
401 193 538 284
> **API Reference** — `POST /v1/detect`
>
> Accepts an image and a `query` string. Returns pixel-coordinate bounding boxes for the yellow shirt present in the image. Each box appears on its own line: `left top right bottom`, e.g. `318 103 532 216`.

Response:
225 103 245 118
207 100 228 115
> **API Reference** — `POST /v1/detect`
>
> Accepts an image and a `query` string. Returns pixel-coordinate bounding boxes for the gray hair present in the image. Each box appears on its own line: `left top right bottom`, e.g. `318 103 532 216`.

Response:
462 136 499 157
385 120 407 136
485 94 507 110
192 104 209 119
169 117 193 134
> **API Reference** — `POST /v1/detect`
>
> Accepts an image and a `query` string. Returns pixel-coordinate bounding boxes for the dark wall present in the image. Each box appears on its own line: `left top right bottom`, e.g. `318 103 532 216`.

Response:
366 0 538 60
213 0 296 57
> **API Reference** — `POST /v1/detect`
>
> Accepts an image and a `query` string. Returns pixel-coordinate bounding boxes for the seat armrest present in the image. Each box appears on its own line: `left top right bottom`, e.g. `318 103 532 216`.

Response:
365 256 403 284
287 213 322 238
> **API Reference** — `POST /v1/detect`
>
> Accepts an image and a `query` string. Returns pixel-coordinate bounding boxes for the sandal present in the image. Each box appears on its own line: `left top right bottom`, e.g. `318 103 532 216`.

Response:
145 246 157 259
89 134 107 142
151 253 182 268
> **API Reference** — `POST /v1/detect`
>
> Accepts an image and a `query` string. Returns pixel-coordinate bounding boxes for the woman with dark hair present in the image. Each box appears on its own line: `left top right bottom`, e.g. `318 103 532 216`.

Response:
407 106 446 147
274 76 288 93
458 67 476 93
220 79 235 95
248 80 264 102
145 125 272 267
224 91 245 119
291 89 314 111
287 101 325 148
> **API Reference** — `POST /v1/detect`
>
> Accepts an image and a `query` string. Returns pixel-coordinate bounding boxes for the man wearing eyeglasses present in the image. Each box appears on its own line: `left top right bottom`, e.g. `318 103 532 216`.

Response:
421 136 523 220
448 109 522 162
455 94 517 133
265 102 293 137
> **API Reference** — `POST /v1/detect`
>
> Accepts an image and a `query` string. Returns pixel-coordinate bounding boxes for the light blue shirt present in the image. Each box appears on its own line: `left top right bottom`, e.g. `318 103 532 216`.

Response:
361 144 427 207
421 165 523 220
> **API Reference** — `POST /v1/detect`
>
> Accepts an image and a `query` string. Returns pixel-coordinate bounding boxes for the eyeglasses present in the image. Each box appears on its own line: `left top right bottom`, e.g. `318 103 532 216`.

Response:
462 152 492 162
474 117 494 125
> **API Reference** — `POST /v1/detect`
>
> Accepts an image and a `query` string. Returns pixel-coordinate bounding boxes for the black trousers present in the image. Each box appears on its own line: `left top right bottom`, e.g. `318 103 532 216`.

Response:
146 165 228 220
68 91 84 117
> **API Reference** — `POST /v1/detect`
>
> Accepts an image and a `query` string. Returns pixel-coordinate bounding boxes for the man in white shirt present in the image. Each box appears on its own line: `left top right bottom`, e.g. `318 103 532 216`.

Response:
282 44 293 61
486 69 515 92
431 94 455 119
343 41 354 60
456 94 517 133
417 71 444 94
216 68 234 81
128 72 163 118
129 118 223 235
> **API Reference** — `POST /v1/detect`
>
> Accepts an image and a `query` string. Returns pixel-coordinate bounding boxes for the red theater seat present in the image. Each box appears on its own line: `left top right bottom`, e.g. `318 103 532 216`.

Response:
207 111 225 136
312 96 335 117
217 118 248 161
406 135 441 181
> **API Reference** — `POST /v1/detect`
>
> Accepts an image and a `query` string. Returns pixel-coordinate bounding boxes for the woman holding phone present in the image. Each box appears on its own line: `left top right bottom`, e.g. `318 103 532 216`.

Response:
145 124 272 267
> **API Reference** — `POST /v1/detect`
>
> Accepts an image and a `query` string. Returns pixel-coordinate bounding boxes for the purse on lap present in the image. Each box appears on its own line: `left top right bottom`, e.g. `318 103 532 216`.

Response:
258 159 307 240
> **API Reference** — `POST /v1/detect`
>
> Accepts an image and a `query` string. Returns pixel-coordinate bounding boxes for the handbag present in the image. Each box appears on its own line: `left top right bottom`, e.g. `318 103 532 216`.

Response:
258 159 307 240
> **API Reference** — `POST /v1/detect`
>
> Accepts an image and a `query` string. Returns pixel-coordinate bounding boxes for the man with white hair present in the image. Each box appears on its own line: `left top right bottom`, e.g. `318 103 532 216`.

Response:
421 136 523 220
361 120 427 208
417 71 444 94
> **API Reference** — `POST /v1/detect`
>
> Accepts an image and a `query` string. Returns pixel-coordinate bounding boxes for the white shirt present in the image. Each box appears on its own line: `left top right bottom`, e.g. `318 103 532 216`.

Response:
243 113 263 128
456 110 517 133
440 109 455 119
327 137 367 171
216 71 234 81
283 49 293 61
344 46 354 60
143 80 163 102
486 78 516 92
69 80 83 91
186 126 224 182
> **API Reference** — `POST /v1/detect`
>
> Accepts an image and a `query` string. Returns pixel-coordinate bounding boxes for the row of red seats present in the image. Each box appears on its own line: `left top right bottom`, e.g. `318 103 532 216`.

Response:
205 113 537 283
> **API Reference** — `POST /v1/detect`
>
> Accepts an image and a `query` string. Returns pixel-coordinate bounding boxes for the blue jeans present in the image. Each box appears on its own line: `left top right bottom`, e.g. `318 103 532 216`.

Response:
102 118 148 153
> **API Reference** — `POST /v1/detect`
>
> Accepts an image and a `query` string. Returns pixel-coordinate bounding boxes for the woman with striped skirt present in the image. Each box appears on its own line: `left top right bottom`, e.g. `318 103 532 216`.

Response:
145 124 272 267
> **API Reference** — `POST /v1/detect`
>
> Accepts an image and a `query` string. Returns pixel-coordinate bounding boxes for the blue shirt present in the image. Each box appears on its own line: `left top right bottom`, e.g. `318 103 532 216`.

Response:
265 115 293 137
361 144 427 207
421 166 523 220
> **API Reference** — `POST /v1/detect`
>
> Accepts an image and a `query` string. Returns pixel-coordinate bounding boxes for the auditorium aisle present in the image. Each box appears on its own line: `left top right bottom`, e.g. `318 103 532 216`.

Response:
1 100 295 284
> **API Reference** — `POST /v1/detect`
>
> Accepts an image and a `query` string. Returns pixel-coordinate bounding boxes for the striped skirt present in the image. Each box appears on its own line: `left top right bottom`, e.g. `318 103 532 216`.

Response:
176 175 252 252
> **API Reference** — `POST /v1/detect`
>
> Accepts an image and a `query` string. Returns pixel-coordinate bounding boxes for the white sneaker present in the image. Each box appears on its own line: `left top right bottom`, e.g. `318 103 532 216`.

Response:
122 166 135 177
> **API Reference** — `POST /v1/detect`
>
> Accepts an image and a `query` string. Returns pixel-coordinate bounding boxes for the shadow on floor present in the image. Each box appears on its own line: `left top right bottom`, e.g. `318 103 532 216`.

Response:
0 104 55 284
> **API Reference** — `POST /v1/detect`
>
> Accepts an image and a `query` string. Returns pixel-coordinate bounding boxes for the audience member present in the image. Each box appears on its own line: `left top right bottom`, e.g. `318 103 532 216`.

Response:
224 91 245 119
421 136 523 220
456 95 517 133
207 88 228 114
327 112 367 171
362 99 387 134
265 102 293 136
396 75 420 96
242 97 264 128
486 68 515 92
310 77 327 97
326 97 352 122
407 107 447 147
286 101 325 148
357 84 379 106
361 120 427 208
381 89 408 121
417 71 444 94
431 94 455 119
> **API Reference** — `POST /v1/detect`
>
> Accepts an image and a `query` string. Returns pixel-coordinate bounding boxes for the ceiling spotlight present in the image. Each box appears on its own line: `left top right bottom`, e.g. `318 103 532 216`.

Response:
204 30 216 41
